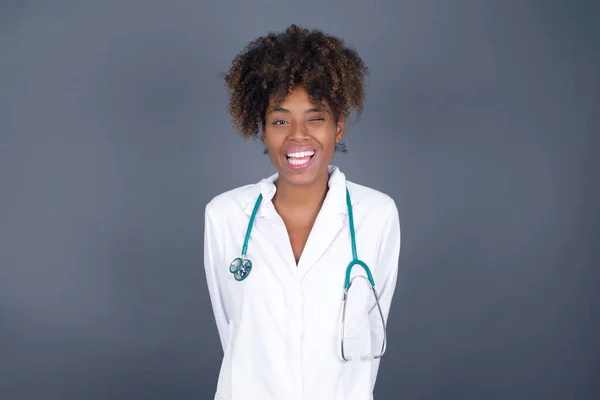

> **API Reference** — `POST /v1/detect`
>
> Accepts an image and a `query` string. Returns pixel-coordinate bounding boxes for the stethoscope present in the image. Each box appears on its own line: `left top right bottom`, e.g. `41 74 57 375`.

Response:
228 187 387 362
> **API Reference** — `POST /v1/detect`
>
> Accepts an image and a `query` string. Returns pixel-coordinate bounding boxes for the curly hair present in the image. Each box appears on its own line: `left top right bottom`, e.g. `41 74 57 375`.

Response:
222 24 368 139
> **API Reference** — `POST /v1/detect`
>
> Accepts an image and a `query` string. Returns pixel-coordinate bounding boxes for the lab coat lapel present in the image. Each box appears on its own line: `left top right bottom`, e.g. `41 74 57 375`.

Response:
296 166 348 280
296 209 345 280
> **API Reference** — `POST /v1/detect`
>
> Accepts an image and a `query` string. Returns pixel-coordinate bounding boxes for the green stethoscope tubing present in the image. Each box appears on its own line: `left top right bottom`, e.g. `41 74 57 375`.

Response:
344 188 375 290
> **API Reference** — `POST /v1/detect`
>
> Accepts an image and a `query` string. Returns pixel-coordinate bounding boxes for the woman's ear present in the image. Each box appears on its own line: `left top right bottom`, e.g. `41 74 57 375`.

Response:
335 119 345 143
260 132 269 154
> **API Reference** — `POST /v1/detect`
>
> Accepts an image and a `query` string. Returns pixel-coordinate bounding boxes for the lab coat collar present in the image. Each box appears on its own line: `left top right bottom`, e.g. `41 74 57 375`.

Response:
243 165 353 218
244 165 354 276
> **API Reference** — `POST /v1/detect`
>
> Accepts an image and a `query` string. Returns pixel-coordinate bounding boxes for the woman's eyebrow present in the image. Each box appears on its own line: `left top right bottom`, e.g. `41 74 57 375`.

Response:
268 107 289 114
267 107 330 114
306 107 330 114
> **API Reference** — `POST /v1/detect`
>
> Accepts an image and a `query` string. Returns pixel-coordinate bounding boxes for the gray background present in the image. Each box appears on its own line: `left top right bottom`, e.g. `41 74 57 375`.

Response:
1 0 598 399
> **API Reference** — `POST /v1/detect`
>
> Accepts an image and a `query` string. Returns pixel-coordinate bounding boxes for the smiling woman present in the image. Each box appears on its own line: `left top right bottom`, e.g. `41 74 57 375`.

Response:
204 24 401 400
264 85 342 187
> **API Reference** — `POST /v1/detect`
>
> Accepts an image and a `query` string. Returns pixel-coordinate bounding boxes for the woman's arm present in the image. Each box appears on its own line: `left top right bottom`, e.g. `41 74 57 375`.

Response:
369 198 401 390
203 204 231 352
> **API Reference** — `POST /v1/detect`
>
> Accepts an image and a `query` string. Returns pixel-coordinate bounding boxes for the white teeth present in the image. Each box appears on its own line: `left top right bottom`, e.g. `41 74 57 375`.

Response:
289 158 310 166
286 150 315 158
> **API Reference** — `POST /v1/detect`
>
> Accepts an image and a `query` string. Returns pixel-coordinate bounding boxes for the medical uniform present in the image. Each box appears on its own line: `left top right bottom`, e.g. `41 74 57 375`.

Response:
203 166 401 400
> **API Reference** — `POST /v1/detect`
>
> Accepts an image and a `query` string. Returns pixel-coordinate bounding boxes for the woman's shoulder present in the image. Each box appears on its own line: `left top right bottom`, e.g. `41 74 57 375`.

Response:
205 182 261 220
346 179 400 234
346 180 398 213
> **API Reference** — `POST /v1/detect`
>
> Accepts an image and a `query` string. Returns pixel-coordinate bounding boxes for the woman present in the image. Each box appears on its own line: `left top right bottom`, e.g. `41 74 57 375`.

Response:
204 24 401 400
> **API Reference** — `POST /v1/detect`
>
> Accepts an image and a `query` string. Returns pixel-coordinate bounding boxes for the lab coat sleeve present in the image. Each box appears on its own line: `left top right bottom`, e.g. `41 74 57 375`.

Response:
369 198 401 391
203 204 231 352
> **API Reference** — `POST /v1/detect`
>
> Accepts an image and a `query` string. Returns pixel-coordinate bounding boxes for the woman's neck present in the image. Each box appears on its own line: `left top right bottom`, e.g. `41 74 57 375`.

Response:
272 173 330 215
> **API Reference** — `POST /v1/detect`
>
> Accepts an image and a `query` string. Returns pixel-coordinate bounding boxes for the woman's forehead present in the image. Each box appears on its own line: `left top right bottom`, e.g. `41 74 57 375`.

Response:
267 86 331 111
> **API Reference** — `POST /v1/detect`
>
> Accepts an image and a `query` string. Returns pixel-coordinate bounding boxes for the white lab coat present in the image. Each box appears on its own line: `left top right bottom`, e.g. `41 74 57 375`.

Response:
204 166 401 400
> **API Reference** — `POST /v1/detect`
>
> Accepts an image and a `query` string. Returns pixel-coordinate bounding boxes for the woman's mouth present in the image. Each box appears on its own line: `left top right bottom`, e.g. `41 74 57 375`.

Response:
285 149 316 169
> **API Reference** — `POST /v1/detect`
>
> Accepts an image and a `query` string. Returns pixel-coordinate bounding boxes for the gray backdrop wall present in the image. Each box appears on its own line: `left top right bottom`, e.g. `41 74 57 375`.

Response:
1 1 598 399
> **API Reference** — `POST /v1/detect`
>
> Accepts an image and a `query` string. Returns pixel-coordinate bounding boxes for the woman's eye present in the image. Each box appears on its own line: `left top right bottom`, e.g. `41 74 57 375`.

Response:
309 118 325 122
273 120 287 126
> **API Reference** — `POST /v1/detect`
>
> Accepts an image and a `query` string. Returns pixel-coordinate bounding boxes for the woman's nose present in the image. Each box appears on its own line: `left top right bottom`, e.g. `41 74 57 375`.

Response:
287 121 309 140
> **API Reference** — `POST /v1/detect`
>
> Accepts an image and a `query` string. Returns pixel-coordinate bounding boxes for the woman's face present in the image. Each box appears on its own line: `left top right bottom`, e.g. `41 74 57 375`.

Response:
263 86 344 188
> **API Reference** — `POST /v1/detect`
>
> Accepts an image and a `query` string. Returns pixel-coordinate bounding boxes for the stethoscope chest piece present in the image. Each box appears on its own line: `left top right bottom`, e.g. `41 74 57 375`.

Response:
228 193 262 282
229 257 252 281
